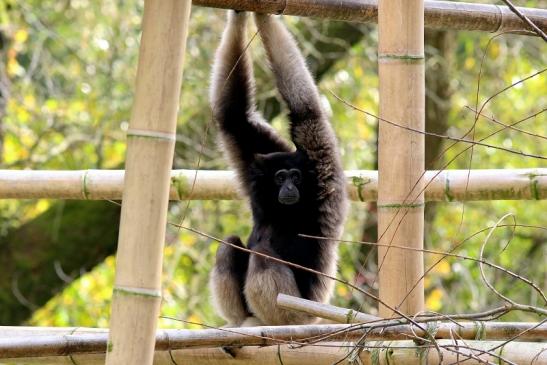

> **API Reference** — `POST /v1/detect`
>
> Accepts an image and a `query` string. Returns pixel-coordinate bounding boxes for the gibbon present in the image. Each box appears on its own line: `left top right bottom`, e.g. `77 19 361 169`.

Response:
209 11 348 326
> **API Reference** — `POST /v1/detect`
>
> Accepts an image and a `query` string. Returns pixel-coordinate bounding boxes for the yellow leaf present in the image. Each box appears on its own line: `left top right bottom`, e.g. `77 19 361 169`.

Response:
425 288 443 311
44 99 59 111
186 314 203 328
336 285 348 297
7 57 23 77
488 43 500 59
180 233 197 246
432 261 451 276
14 29 29 44
464 57 475 70
24 94 36 108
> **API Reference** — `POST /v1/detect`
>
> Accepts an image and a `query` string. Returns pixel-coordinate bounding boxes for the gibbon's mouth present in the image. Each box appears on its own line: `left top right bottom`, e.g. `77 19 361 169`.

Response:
279 194 299 205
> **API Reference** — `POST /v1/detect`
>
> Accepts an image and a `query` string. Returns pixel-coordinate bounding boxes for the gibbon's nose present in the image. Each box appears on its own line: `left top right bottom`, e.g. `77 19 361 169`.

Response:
279 185 300 205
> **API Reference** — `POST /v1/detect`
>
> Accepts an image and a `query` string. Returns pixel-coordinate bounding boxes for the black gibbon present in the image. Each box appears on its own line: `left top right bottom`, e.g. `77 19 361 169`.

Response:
209 11 348 326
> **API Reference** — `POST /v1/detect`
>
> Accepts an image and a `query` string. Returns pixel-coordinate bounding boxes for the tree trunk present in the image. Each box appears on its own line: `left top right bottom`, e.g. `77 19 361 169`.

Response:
0 30 10 164
0 201 120 324
423 29 455 242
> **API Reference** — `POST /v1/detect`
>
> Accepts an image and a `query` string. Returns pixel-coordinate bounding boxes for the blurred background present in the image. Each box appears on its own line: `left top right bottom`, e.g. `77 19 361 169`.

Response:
0 0 545 328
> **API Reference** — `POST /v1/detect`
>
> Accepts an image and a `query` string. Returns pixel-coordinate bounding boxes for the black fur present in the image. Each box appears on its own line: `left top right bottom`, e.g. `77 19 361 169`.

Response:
209 12 348 326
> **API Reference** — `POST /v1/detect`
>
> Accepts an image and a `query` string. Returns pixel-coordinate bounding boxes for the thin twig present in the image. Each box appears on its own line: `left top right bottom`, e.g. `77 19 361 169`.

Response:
500 0 547 41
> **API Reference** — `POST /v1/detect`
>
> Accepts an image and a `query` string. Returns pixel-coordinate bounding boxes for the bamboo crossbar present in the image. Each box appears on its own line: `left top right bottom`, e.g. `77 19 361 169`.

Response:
1 340 545 365
0 322 545 359
1 168 545 202
192 0 547 35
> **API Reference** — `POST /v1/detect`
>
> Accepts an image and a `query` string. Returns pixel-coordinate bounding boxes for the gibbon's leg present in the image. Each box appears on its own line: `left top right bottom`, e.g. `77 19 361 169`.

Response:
209 236 251 327
210 11 292 190
244 245 316 325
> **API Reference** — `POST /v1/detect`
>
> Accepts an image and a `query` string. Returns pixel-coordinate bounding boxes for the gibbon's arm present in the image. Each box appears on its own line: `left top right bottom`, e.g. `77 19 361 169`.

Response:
210 12 291 179
255 14 344 194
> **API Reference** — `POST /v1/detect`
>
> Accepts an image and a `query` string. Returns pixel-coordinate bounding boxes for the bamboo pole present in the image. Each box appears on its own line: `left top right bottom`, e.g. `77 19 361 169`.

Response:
277 293 382 323
191 0 547 35
377 0 425 317
3 341 547 365
105 1 192 364
1 168 545 201
1 336 546 364
1 322 545 358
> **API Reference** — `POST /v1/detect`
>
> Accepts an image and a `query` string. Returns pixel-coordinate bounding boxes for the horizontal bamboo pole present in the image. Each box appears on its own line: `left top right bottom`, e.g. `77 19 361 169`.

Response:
0 168 545 201
1 338 545 364
1 321 545 359
192 0 547 35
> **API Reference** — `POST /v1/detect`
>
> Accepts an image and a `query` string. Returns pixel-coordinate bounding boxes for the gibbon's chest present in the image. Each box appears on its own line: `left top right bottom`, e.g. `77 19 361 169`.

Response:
247 215 324 258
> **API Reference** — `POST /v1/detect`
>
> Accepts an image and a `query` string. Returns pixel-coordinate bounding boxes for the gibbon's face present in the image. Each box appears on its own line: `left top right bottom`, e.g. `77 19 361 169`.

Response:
274 168 302 205
252 152 310 206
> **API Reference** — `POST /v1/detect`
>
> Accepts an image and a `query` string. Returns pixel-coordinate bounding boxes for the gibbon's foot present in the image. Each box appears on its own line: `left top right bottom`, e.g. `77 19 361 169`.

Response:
240 316 263 327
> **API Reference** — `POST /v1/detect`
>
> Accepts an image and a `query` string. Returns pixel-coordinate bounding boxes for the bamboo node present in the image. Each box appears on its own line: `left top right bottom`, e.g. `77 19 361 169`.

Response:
371 343 382 365
378 54 425 64
277 0 287 15
81 170 90 200
493 4 504 33
444 173 454 202
474 321 487 340
529 174 541 200
497 342 506 364
345 309 355 323
416 341 430 363
113 285 162 299
377 202 424 209
126 128 177 142
68 353 78 365
352 176 372 202
172 174 190 200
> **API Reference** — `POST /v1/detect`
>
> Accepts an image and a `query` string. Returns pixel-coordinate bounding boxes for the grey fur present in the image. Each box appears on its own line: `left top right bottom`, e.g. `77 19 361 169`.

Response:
209 11 348 326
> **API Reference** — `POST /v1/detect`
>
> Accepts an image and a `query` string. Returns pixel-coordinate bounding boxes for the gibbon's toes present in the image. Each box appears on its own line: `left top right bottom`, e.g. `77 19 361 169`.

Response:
254 12 272 24
240 316 263 327
222 321 243 328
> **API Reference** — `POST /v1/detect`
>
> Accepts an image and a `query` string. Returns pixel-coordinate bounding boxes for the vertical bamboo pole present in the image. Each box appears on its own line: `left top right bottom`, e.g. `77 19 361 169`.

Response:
105 1 191 364
377 0 425 317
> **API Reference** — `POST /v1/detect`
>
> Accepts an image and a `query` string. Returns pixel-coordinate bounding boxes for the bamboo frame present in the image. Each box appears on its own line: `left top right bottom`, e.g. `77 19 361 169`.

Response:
2 1 545 363
3 340 546 365
377 0 425 317
105 1 192 364
277 293 382 323
191 0 547 35
1 168 545 201
1 323 545 357
2 340 546 365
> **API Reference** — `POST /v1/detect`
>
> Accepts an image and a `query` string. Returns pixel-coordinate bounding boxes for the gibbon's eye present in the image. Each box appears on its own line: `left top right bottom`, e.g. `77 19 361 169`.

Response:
274 169 288 186
289 169 302 184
